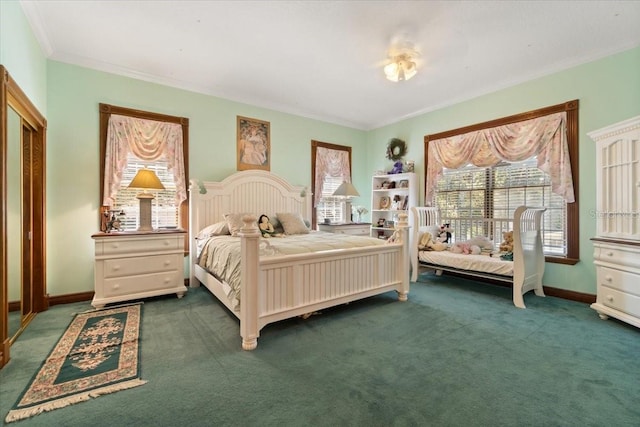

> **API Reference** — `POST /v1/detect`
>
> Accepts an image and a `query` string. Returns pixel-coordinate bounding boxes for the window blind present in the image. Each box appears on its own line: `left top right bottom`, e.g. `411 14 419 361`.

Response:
435 157 567 255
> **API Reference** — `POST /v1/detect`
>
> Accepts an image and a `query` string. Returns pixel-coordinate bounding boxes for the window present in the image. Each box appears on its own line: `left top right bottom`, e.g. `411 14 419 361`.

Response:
311 140 353 228
436 158 568 255
425 100 579 264
315 175 345 224
99 103 189 247
109 154 179 230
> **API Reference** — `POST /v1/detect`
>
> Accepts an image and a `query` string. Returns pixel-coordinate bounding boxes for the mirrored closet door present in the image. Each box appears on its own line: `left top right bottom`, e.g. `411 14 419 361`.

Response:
1 65 47 369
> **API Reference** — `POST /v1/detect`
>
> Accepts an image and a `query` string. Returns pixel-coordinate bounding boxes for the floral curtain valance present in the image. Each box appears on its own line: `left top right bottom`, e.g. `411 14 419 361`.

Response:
425 111 575 204
103 114 187 206
314 146 351 207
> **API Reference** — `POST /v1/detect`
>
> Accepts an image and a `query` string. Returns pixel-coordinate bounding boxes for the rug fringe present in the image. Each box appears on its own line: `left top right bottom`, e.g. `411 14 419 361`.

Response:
75 301 144 315
4 379 147 423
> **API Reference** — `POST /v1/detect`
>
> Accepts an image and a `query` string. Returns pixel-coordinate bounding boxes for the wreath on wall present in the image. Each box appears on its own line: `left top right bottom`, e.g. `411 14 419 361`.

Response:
386 138 407 161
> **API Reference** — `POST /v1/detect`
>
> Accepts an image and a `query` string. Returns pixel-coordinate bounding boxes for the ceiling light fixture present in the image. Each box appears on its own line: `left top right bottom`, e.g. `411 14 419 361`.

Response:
384 53 417 82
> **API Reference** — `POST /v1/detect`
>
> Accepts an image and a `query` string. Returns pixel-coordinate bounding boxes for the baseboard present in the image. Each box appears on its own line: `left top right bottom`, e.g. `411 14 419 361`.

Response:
435 271 596 304
46 279 191 307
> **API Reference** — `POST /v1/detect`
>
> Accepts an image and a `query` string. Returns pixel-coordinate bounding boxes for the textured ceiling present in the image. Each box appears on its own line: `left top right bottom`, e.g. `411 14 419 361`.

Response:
20 0 640 129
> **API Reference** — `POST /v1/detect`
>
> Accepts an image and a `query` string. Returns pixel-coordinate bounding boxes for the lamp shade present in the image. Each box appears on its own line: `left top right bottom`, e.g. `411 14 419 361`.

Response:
333 181 360 197
128 168 165 190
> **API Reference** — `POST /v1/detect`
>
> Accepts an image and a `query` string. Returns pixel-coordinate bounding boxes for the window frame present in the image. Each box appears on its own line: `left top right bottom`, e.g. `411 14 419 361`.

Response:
99 103 189 250
424 100 580 265
311 140 353 229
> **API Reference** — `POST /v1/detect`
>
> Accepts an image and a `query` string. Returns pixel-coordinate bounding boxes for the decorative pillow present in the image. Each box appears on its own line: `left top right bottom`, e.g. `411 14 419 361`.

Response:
224 212 252 237
196 221 229 240
276 212 310 235
270 216 285 234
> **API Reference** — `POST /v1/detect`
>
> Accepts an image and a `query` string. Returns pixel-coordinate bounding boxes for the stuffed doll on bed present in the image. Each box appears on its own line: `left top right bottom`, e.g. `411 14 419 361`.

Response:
258 214 284 238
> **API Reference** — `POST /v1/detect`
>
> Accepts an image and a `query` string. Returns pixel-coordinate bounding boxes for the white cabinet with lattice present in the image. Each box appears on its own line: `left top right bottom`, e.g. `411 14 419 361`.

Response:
589 115 640 329
370 172 417 243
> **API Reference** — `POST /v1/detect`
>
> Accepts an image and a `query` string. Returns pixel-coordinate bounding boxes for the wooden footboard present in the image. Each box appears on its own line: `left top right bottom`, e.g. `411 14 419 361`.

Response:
238 214 410 350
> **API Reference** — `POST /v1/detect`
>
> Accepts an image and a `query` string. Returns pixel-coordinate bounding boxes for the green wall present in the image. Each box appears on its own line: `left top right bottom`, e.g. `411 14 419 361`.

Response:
4 0 640 298
0 0 47 113
367 46 640 293
45 62 367 295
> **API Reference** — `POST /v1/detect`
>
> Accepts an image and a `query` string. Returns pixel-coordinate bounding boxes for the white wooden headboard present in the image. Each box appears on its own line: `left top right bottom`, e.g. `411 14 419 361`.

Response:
189 170 311 247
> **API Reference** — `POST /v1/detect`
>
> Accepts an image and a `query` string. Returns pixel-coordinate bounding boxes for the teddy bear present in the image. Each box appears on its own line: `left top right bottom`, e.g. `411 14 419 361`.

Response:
418 231 448 251
499 230 514 253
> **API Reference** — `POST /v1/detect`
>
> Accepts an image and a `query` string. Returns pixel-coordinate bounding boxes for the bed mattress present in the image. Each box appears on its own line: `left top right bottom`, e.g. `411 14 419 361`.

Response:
418 250 513 277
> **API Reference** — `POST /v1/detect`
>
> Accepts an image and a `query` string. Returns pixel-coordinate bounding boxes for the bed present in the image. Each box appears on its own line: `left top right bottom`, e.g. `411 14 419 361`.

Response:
189 170 410 350
410 206 546 308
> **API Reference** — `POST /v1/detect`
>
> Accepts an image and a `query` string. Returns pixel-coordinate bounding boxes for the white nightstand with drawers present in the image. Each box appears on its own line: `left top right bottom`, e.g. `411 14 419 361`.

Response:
91 230 187 308
317 223 371 236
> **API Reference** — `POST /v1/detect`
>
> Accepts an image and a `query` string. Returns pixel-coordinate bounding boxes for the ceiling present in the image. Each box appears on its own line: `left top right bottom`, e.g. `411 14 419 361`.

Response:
20 1 640 130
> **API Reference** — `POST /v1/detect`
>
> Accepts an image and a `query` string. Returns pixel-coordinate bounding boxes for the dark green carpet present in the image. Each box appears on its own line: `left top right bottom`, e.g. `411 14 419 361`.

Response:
1 275 639 426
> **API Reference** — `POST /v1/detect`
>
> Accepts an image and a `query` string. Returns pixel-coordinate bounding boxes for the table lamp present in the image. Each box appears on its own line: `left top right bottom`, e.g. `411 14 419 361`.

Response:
332 181 359 223
128 168 165 231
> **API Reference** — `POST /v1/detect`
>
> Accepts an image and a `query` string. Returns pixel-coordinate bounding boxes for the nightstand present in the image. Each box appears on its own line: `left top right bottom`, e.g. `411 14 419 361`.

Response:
91 229 187 308
317 223 371 236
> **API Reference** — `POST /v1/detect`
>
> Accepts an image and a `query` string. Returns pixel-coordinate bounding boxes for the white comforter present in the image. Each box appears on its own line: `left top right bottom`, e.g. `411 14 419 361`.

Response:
198 231 386 307
418 250 513 277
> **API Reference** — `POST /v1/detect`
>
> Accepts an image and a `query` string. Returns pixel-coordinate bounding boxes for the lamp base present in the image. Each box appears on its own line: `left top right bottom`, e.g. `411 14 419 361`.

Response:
137 193 155 231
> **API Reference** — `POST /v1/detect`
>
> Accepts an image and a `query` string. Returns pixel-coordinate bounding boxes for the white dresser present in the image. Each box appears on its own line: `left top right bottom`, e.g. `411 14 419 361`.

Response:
589 116 640 328
92 230 187 308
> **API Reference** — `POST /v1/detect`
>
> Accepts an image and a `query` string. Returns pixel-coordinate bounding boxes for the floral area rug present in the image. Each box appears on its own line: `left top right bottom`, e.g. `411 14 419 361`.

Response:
5 304 145 423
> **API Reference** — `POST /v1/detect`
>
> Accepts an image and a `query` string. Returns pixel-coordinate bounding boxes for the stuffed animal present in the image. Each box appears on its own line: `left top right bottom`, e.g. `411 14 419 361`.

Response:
389 161 404 174
418 232 448 251
258 214 283 238
449 235 494 255
500 230 514 253
437 224 452 243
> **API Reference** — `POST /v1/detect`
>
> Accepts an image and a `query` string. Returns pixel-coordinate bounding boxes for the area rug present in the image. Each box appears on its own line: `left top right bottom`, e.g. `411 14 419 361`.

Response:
5 304 146 423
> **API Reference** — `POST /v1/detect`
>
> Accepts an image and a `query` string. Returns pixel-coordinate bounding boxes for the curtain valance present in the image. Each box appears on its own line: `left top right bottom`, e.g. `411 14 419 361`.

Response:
314 146 351 207
103 114 187 205
425 112 575 204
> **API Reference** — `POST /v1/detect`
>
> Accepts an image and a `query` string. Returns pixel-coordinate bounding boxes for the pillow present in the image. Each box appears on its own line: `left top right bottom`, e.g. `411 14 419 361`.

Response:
196 221 229 240
224 212 252 237
276 212 310 235
269 216 285 234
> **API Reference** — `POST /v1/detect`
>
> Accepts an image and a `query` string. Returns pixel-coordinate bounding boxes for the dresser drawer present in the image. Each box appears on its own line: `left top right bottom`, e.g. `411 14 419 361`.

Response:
101 271 183 298
336 227 370 236
103 254 181 278
594 244 640 270
597 266 640 295
598 284 640 319
96 235 183 256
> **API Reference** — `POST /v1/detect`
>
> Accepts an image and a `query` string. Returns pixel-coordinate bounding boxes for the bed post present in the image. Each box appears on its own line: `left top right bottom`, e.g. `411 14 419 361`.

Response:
397 213 410 301
239 215 261 350
188 180 201 288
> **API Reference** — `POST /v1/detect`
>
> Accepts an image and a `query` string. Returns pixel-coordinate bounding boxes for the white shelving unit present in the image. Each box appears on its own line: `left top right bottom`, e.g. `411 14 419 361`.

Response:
370 172 417 245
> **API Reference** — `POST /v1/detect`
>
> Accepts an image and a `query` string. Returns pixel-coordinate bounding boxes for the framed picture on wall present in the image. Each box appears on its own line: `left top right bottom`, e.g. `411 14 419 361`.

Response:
237 116 270 171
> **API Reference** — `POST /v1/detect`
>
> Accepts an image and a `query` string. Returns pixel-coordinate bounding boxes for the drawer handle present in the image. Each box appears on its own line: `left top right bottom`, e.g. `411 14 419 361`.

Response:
606 251 614 257
606 295 614 302
164 240 171 246
112 265 120 271
605 275 612 282
113 283 120 290
164 260 171 266
111 243 120 249
164 278 171 284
